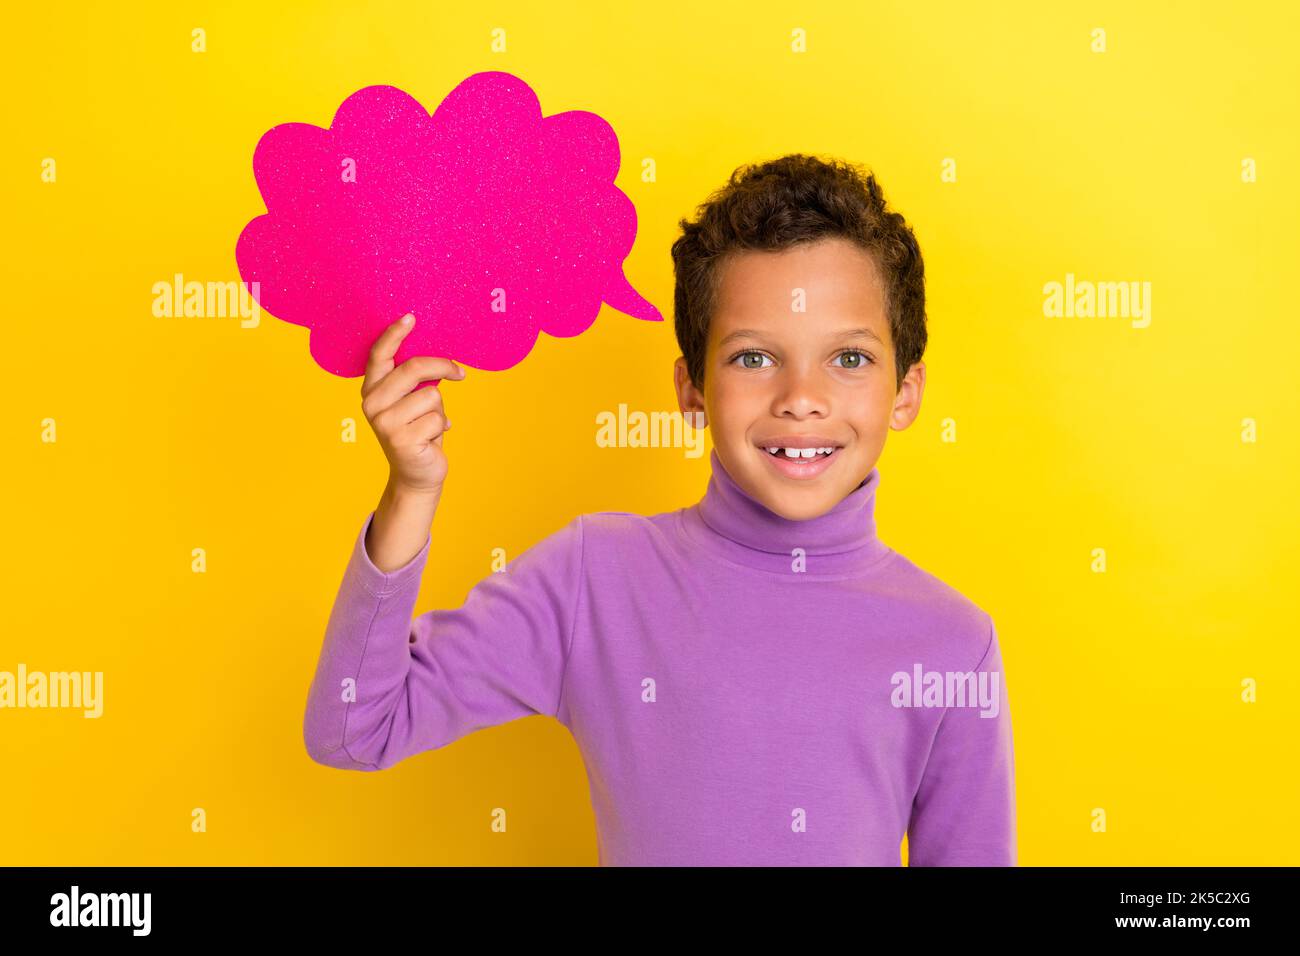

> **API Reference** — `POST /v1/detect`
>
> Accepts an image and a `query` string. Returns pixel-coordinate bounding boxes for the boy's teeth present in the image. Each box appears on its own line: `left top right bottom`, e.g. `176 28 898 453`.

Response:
765 446 834 459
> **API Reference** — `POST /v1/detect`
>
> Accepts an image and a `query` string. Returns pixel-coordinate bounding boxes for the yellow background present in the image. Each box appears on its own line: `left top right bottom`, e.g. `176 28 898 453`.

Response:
4 1 1297 865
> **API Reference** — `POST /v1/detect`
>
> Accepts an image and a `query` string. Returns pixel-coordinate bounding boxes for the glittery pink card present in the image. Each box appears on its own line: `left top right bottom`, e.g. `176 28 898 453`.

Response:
235 71 662 389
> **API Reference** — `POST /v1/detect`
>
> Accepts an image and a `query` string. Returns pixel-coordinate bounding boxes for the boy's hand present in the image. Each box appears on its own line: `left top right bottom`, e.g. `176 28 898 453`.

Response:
361 313 467 496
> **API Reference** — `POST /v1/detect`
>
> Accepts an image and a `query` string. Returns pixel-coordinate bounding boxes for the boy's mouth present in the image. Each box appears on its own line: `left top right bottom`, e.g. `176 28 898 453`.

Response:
755 439 844 480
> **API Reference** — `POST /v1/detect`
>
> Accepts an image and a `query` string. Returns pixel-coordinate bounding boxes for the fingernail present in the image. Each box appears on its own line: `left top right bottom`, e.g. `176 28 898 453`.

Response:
401 314 413 325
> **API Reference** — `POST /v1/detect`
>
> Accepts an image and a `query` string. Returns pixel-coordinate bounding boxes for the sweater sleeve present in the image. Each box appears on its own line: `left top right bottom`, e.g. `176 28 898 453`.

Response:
906 616 1017 866
302 509 585 771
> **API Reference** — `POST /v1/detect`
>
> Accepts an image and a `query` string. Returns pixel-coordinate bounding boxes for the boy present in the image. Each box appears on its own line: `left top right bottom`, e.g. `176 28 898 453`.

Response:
303 153 1016 866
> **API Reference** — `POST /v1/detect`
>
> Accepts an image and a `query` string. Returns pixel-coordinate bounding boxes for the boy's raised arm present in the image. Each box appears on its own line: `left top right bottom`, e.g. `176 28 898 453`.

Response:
302 508 585 771
907 617 1017 866
302 314 585 772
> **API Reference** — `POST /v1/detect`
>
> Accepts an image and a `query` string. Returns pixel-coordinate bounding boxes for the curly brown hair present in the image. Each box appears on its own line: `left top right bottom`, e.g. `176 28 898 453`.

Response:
670 153 926 393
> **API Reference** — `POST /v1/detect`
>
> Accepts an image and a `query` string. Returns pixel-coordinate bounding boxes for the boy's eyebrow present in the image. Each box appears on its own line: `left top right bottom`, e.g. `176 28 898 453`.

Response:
718 326 884 347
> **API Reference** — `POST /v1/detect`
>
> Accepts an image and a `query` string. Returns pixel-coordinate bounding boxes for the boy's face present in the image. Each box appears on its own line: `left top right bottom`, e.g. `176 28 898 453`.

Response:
674 237 925 520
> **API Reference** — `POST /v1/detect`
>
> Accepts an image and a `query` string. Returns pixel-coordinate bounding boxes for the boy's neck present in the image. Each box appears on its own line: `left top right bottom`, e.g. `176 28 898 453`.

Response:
685 448 890 577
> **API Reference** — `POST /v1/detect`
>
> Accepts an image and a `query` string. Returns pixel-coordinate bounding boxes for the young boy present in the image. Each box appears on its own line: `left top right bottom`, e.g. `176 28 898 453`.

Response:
303 153 1016 866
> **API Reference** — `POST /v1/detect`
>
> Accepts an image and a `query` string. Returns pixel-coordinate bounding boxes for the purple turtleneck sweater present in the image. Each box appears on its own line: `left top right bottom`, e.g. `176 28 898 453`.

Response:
303 449 1016 866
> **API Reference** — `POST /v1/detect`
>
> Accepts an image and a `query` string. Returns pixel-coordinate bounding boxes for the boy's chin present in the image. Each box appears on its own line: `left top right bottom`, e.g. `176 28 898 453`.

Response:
745 450 858 519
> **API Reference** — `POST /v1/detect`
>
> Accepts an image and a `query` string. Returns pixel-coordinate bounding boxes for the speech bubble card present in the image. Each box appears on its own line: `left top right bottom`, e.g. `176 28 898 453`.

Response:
235 71 662 389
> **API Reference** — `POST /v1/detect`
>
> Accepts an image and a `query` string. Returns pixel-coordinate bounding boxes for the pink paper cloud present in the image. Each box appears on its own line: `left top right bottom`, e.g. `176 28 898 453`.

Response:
235 71 661 389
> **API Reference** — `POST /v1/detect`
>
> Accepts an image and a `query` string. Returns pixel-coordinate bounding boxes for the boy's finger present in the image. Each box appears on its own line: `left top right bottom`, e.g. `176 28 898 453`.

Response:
365 355 465 413
408 408 450 444
386 375 446 426
394 355 464 389
362 314 415 393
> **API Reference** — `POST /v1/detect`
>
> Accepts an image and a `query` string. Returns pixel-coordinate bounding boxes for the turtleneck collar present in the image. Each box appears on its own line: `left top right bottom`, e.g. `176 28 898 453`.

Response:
678 448 893 579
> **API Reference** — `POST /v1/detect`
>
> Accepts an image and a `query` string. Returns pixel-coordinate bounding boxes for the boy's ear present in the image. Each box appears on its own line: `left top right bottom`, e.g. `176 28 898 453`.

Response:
674 356 708 428
889 360 926 431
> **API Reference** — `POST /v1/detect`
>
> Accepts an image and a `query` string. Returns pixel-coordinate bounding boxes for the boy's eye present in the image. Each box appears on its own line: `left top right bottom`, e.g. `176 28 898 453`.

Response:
732 350 774 370
834 349 873 369
730 349 874 370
